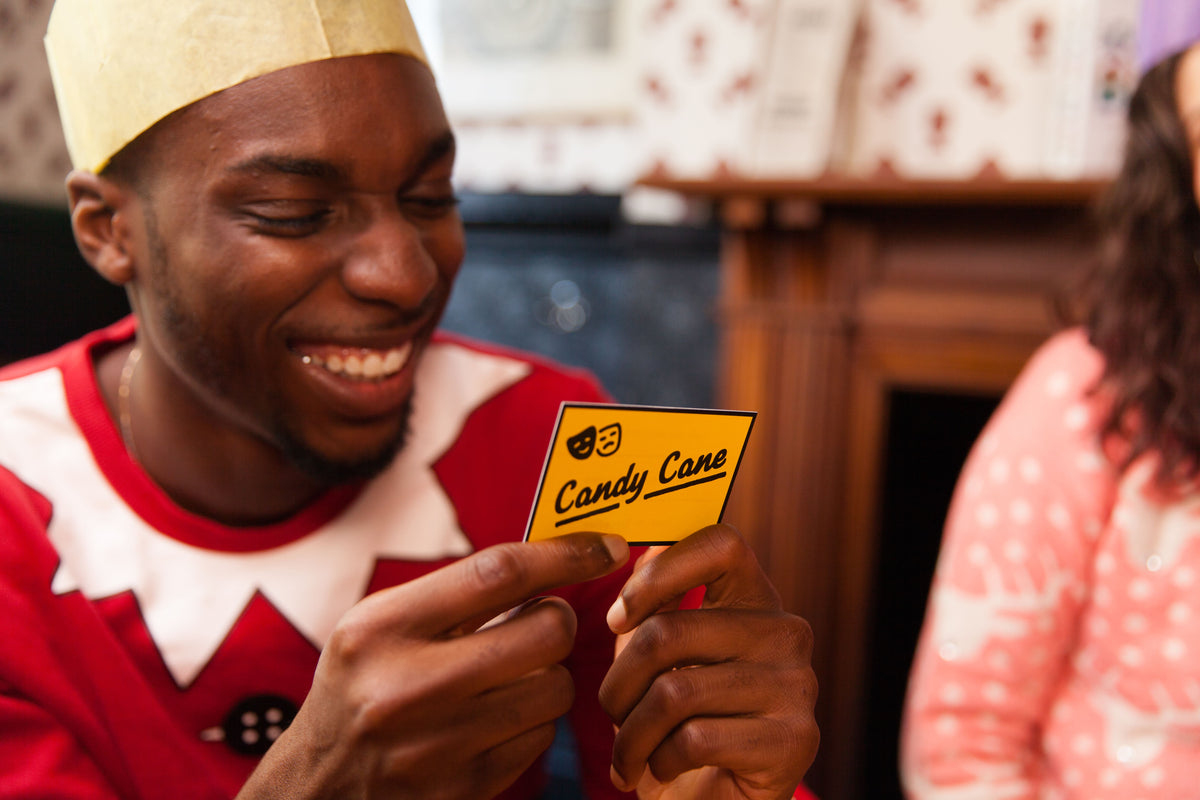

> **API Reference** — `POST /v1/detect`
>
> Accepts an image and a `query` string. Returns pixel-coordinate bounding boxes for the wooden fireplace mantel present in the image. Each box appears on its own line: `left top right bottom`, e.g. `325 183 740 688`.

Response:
640 174 1107 800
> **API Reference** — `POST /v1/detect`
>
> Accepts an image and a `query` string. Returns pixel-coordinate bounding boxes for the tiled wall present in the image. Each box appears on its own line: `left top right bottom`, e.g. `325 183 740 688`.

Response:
441 201 721 409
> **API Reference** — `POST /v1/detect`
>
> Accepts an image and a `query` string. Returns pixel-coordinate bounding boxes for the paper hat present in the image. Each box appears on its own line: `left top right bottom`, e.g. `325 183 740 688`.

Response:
44 0 429 173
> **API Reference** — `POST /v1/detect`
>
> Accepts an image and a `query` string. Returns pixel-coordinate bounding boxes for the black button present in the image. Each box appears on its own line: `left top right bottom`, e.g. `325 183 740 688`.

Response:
220 694 298 756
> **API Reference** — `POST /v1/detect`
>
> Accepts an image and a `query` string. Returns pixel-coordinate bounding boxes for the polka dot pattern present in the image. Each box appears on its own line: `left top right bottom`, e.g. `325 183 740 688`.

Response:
901 330 1200 800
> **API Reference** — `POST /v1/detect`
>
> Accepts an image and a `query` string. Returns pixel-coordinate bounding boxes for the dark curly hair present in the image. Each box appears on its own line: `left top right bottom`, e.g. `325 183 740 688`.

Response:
1068 47 1200 486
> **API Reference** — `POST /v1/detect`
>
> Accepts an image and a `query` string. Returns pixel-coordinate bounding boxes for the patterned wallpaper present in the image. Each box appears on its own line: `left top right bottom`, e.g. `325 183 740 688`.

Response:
454 0 1142 192
0 0 72 206
845 0 1139 180
0 0 1145 210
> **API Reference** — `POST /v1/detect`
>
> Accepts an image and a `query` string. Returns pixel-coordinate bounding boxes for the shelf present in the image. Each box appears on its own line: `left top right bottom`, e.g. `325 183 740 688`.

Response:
638 172 1110 207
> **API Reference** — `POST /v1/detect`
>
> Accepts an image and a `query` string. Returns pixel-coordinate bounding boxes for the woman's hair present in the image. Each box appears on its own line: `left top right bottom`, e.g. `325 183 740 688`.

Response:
1071 47 1200 485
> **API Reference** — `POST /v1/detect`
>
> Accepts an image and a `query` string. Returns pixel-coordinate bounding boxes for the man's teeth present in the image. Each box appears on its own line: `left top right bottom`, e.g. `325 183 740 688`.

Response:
302 344 411 380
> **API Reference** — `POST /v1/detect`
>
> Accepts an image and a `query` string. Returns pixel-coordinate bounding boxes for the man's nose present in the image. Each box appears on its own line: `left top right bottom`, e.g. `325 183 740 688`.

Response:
340 210 439 311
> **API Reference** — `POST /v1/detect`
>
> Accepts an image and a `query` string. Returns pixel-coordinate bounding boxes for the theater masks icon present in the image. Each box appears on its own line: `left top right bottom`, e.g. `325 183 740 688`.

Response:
566 426 597 459
596 423 622 456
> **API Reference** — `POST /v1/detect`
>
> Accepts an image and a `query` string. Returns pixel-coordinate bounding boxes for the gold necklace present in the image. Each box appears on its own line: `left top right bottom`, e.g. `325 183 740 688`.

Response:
117 345 142 460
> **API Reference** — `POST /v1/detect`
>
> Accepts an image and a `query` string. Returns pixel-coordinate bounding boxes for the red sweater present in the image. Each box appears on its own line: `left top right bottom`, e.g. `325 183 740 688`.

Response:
0 318 628 799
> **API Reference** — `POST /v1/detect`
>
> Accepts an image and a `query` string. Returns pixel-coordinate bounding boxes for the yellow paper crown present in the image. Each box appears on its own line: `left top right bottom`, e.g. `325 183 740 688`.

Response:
45 0 429 173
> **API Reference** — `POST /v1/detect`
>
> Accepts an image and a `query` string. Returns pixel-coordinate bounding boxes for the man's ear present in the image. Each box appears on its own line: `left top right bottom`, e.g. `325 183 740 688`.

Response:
65 170 139 286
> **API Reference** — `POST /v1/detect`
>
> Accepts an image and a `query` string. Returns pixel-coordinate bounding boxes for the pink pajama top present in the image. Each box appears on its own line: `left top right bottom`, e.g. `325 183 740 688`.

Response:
902 328 1200 799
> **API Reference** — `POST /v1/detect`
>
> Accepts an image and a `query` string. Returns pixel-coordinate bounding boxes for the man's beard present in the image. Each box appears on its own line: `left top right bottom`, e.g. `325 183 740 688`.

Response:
144 212 413 488
274 397 412 485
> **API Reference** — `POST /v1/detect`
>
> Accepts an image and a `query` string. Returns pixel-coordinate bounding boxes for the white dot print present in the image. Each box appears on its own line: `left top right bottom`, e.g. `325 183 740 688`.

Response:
934 714 958 736
939 683 965 705
967 543 990 565
1118 645 1144 667
1047 503 1071 530
1163 638 1186 660
1100 767 1120 787
1169 602 1191 624
1064 404 1089 431
1112 505 1135 528
988 459 1010 483
1096 551 1116 574
1173 567 1195 588
1075 450 1105 473
986 650 1012 671
1009 499 1033 525
1071 734 1095 755
1018 457 1043 482
1003 540 1028 562
1128 578 1153 602
982 682 1007 703
1122 614 1148 634
1141 766 1165 788
975 504 1000 528
1046 370 1071 397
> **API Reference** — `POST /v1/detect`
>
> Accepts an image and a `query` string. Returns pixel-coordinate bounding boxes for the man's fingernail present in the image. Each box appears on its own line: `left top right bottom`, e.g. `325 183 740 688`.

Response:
609 764 630 791
601 534 627 563
607 595 628 632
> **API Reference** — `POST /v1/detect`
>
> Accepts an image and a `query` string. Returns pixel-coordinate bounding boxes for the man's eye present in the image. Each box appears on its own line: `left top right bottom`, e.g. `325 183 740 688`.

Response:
248 210 331 236
401 195 460 219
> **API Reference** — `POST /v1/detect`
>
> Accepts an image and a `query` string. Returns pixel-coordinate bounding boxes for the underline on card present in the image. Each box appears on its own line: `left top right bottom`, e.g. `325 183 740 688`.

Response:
555 503 621 527
643 471 727 499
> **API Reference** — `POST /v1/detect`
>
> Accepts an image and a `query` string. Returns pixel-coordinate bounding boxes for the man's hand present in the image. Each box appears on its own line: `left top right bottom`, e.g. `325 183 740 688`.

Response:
237 532 629 800
599 524 818 800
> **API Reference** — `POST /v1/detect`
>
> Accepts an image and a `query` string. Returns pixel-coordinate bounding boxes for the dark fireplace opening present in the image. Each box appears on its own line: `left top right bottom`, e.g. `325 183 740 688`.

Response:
859 388 1002 800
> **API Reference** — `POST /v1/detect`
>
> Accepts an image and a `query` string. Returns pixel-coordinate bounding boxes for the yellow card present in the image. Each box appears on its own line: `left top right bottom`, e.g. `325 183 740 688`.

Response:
524 403 756 545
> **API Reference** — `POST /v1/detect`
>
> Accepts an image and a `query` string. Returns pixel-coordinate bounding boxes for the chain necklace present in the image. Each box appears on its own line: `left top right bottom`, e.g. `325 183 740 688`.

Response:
117 345 142 461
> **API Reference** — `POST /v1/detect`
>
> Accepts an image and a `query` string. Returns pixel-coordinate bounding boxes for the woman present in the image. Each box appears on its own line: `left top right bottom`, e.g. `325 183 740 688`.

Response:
901 42 1200 798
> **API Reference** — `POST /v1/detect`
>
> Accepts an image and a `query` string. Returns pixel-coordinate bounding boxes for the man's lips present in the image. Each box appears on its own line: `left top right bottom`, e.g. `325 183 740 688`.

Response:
295 341 414 381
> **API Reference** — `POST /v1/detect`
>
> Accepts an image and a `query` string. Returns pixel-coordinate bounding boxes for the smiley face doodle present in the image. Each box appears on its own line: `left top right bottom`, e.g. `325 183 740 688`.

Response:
566 426 597 459
596 423 622 457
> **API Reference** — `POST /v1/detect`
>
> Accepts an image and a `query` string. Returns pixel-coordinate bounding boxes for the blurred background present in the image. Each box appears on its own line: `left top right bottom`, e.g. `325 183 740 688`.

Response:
4 1 1200 798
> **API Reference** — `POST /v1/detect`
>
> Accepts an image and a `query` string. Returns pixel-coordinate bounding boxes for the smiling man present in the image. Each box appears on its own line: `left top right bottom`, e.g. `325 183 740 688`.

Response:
0 2 819 799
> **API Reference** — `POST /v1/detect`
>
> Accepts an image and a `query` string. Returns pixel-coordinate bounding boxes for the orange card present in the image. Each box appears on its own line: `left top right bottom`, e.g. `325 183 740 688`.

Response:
524 403 755 545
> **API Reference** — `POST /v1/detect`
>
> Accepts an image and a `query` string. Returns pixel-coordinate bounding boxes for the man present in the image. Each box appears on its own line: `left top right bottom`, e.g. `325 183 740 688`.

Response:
0 1 818 797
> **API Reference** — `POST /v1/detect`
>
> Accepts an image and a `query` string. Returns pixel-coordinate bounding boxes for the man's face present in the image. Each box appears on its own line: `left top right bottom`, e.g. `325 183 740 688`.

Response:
126 54 465 483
